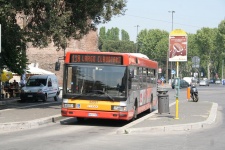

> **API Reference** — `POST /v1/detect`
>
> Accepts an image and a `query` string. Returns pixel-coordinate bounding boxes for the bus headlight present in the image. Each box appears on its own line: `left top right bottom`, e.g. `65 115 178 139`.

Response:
112 106 127 111
63 99 68 103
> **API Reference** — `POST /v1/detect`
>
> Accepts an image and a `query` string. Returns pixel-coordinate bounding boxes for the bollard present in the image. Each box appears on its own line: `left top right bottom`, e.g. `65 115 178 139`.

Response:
187 87 190 101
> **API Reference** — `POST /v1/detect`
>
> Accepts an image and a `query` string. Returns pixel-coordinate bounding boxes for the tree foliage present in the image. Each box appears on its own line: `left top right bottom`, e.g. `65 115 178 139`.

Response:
99 19 225 79
121 29 130 41
0 0 127 74
106 27 120 41
138 29 169 61
99 26 135 52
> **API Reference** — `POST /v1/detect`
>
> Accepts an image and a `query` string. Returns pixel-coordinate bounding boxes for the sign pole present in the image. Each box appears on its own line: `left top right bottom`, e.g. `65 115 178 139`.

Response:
0 24 2 100
169 29 188 120
175 61 179 119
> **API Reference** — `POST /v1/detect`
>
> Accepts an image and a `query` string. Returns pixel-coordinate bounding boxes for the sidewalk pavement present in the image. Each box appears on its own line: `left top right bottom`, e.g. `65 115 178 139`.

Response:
0 98 65 131
0 95 218 134
0 97 20 105
116 101 218 134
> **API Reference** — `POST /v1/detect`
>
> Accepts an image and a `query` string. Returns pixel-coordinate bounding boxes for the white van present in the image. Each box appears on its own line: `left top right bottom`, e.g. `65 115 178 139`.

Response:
20 74 59 102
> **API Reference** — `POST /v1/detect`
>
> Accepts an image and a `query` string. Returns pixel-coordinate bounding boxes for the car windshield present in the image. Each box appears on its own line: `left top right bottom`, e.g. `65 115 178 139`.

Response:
64 65 127 97
26 78 47 87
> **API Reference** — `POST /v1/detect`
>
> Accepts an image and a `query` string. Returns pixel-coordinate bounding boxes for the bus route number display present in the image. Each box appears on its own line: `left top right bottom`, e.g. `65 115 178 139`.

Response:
70 54 123 65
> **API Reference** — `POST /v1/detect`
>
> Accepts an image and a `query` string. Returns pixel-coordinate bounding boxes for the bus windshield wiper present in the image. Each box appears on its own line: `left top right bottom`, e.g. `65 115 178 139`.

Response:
89 90 115 101
71 90 115 101
70 93 94 98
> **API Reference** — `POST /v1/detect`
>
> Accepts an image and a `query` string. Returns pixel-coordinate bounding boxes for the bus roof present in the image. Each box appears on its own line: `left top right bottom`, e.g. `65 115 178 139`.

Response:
65 51 158 69
127 53 149 59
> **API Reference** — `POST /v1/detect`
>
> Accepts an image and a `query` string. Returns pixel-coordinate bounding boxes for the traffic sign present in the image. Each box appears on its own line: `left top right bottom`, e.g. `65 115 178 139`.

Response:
192 56 200 68
171 70 176 75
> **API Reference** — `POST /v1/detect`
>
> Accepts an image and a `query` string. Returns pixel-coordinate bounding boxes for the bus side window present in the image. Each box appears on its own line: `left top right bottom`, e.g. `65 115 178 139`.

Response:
131 67 138 90
129 68 134 78
128 68 134 89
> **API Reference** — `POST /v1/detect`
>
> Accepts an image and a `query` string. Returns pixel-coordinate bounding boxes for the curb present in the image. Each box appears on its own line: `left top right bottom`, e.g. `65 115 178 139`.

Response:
0 114 65 131
0 99 20 106
116 102 218 134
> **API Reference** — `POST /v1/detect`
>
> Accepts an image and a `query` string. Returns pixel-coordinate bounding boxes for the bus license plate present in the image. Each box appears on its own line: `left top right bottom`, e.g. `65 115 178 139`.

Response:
27 95 33 97
88 113 98 117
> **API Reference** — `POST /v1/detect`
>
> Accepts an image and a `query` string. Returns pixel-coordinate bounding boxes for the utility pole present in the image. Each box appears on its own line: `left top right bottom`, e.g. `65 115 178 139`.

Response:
134 25 139 53
168 10 175 83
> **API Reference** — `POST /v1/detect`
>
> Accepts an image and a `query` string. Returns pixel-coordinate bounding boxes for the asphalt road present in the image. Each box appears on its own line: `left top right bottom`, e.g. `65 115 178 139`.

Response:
0 84 224 150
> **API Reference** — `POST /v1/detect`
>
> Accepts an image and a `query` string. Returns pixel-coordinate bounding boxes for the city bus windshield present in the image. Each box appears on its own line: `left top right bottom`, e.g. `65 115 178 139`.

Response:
64 65 127 97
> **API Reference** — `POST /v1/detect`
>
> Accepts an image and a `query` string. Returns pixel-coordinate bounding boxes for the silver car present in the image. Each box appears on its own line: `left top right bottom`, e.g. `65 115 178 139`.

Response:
199 80 209 86
215 79 221 84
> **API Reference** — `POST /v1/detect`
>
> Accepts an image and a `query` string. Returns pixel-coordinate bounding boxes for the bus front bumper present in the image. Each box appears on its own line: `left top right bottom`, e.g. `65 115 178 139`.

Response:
61 108 133 121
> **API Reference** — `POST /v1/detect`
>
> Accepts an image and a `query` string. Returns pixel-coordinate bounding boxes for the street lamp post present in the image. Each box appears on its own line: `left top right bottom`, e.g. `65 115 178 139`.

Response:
168 10 175 83
135 25 139 53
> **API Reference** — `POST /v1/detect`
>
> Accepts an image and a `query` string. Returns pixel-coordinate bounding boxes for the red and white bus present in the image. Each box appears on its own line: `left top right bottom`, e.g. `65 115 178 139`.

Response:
61 51 158 121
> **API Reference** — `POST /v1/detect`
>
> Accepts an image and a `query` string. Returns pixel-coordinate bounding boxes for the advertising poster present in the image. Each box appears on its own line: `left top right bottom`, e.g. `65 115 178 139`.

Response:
169 29 187 62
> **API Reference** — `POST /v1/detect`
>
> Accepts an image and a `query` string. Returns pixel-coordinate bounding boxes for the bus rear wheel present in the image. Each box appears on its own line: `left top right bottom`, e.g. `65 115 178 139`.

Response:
147 94 153 113
132 102 138 121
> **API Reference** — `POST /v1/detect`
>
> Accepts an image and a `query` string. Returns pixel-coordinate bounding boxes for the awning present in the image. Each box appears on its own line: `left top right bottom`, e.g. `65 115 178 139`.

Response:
26 64 54 75
1 70 13 82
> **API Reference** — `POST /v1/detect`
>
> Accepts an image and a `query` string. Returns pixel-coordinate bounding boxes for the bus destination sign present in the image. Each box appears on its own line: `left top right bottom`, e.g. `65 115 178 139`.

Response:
70 54 123 65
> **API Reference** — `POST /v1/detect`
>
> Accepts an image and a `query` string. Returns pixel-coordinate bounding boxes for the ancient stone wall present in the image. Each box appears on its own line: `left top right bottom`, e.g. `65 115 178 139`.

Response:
26 30 99 86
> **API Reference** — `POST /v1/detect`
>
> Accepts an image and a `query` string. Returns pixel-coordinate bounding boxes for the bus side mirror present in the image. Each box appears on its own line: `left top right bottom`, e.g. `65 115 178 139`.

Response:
129 69 134 79
55 62 60 71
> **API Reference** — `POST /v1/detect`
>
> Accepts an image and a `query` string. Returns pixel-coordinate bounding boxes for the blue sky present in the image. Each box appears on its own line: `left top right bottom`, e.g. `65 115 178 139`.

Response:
97 0 225 42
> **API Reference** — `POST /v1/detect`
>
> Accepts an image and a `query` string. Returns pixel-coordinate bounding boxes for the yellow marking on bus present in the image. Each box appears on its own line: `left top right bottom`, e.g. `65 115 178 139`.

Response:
68 99 120 111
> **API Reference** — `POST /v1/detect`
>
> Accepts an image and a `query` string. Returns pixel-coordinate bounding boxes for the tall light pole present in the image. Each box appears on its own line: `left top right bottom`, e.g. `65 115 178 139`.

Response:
168 10 175 83
135 25 139 53
169 11 175 30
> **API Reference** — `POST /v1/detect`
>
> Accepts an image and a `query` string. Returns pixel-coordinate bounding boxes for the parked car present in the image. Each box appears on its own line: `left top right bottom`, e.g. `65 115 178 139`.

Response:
20 74 60 102
215 79 221 84
199 80 209 86
209 78 215 84
171 79 189 89
183 77 192 86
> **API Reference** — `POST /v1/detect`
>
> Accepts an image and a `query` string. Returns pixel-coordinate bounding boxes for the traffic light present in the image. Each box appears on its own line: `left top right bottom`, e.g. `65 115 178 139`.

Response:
55 62 60 71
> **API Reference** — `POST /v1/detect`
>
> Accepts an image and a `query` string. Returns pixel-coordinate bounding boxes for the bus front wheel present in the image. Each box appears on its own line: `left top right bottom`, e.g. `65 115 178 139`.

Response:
76 117 85 122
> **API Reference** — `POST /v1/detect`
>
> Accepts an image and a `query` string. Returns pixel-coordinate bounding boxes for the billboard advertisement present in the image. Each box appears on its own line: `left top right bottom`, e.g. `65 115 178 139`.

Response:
169 29 187 62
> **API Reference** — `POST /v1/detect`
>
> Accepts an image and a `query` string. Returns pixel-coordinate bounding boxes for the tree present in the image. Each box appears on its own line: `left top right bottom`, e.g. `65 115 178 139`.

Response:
217 20 225 58
138 29 169 60
0 1 27 74
185 33 199 77
121 29 130 41
106 27 120 40
0 0 127 74
101 40 135 52
195 27 218 79
99 26 135 52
